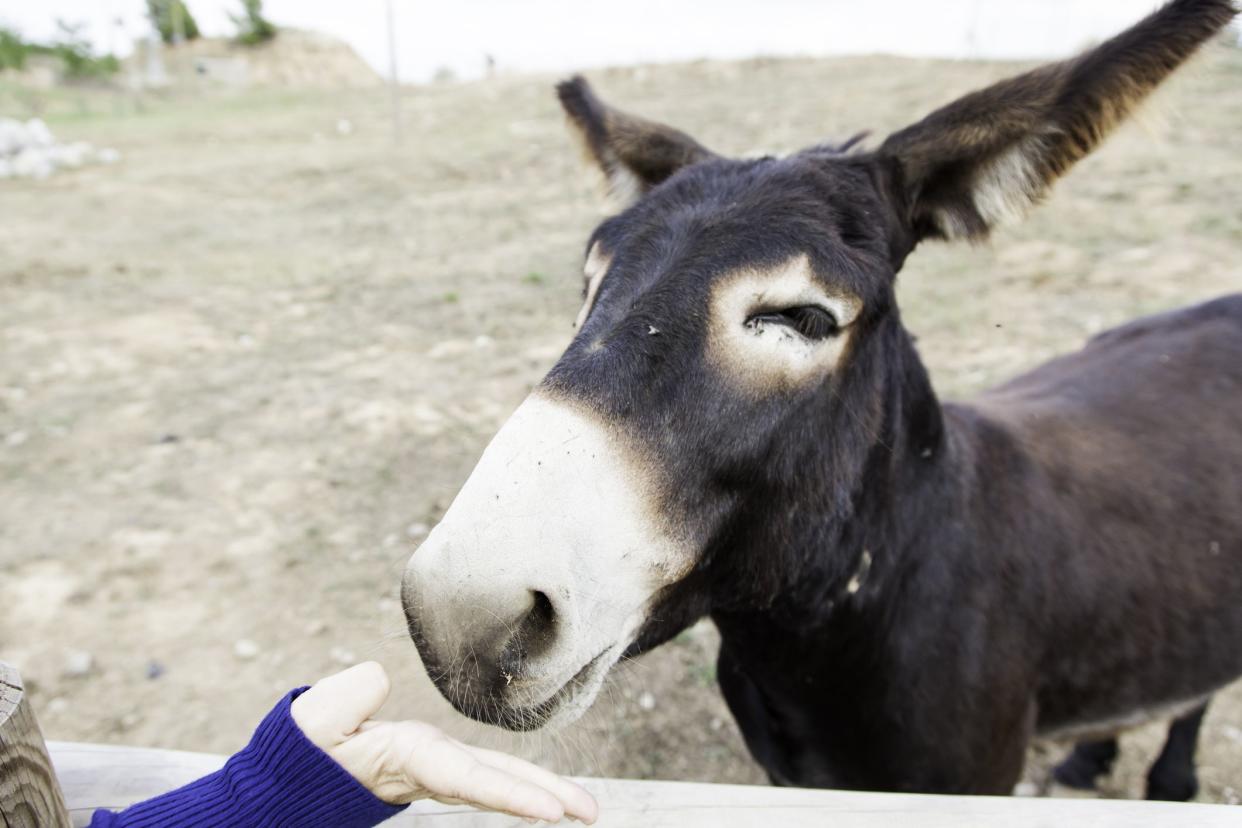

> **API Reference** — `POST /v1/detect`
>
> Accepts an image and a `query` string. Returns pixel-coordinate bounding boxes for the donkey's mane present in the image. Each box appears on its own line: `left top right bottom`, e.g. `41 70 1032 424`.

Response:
804 131 872 158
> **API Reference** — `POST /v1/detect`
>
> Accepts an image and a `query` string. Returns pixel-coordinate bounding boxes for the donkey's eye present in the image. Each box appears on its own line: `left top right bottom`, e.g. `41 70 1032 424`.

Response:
746 306 840 341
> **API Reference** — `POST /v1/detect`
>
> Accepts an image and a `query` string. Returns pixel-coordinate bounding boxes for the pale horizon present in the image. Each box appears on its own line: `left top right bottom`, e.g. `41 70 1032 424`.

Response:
0 1 1223 83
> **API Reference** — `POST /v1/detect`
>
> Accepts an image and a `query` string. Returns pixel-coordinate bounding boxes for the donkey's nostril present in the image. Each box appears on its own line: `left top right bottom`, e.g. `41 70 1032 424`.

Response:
530 589 556 629
516 590 558 659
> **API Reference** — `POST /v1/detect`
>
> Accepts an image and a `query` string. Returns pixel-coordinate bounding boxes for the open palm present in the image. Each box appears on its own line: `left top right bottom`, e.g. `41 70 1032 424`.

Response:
291 662 598 824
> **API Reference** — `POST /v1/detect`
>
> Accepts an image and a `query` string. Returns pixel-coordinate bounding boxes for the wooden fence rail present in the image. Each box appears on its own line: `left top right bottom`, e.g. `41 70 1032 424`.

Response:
4 661 1241 827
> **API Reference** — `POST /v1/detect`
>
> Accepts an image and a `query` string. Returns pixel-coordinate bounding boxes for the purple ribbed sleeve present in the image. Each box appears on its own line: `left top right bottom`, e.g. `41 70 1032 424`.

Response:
88 688 406 828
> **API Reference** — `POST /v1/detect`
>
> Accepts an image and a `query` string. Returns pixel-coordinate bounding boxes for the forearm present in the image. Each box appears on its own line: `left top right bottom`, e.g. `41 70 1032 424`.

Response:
89 689 404 828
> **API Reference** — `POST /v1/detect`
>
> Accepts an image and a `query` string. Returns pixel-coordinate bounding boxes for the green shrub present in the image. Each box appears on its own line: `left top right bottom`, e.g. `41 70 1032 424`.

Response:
232 0 277 46
146 0 201 44
0 28 29 71
0 22 119 79
53 20 119 78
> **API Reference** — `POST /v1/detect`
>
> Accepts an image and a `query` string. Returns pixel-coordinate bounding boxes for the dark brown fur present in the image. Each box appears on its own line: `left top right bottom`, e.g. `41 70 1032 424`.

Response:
406 0 1242 797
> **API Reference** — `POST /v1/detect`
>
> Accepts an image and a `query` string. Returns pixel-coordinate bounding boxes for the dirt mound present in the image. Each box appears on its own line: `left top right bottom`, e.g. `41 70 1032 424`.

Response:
140 29 380 90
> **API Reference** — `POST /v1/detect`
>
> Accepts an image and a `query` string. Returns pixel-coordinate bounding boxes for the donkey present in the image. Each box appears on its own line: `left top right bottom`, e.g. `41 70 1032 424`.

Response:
402 0 1242 798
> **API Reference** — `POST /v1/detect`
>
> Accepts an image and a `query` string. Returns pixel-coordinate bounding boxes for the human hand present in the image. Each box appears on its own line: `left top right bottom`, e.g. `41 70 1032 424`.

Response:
290 661 598 824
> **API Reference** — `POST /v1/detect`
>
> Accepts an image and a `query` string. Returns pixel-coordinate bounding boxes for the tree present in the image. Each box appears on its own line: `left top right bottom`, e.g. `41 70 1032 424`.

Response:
232 0 277 46
0 28 29 71
146 0 200 45
0 21 119 79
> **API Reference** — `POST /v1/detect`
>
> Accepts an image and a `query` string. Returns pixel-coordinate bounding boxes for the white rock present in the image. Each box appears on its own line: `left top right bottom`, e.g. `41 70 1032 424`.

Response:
233 638 261 660
637 691 656 711
0 118 120 180
330 646 356 665
0 118 25 156
336 118 354 135
1013 782 1040 797
305 620 329 636
12 148 54 180
55 142 94 169
25 118 54 147
406 522 429 538
63 650 95 678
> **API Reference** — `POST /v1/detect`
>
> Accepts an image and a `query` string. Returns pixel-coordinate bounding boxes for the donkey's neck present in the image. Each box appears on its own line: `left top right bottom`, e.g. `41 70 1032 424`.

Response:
711 336 1038 682
709 385 1043 791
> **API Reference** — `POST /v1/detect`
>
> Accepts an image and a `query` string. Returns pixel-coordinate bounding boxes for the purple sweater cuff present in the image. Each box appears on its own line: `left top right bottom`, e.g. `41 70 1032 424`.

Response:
89 687 406 828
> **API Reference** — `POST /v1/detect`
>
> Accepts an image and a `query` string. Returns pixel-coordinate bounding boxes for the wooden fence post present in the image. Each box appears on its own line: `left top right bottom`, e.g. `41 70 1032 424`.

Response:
1 662 71 828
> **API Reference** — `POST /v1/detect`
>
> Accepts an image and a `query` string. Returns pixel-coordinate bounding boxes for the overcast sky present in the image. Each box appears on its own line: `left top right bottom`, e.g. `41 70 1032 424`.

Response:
0 1 1195 83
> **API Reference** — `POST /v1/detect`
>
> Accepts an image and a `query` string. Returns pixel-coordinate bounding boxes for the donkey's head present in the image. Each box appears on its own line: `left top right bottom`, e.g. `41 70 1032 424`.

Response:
402 0 1236 730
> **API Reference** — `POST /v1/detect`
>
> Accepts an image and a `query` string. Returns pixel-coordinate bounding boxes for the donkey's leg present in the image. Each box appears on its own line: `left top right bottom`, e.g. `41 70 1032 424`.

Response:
1145 702 1209 801
1052 738 1119 790
716 648 792 786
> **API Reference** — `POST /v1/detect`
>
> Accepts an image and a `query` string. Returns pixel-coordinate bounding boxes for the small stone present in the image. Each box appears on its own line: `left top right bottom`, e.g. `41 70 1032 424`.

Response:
382 533 399 548
145 660 166 680
1222 724 1242 744
63 650 95 678
473 335 494 349
709 716 724 731
5 430 29 447
47 697 68 715
406 522 429 538
637 691 656 711
336 118 354 135
330 647 356 666
1013 782 1040 797
233 638 261 660
305 620 329 637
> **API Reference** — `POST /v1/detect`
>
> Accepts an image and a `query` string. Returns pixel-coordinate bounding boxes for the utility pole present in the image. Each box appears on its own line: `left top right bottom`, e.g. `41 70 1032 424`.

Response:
171 0 186 46
386 0 403 145
170 0 187 84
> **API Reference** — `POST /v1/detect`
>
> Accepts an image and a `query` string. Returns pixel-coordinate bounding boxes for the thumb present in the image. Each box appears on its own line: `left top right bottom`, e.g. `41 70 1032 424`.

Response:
291 661 391 748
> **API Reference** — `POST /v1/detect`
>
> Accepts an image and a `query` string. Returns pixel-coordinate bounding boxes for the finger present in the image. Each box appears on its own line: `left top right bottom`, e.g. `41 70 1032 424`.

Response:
463 744 599 824
291 662 391 747
414 744 566 823
427 797 556 827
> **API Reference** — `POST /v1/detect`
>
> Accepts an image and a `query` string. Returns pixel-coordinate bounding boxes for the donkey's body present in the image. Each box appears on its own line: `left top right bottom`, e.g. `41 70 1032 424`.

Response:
716 295 1242 793
403 0 1242 799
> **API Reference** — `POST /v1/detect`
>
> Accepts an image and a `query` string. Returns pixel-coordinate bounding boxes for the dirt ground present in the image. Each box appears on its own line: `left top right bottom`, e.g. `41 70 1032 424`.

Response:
2 42 1242 805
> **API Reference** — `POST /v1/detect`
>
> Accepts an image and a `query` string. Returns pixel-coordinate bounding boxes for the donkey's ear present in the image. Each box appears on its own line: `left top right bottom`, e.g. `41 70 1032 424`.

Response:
878 0 1236 246
557 75 719 208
